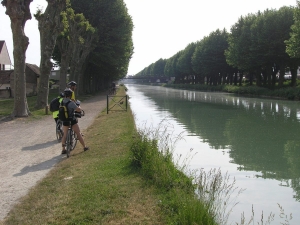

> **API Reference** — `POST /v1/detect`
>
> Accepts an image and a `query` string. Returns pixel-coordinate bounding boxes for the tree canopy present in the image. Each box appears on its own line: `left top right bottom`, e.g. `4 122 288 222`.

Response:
135 6 299 89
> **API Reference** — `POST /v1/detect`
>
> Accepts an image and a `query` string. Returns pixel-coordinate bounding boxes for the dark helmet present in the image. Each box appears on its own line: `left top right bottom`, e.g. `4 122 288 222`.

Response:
59 92 65 98
64 88 73 97
68 81 77 86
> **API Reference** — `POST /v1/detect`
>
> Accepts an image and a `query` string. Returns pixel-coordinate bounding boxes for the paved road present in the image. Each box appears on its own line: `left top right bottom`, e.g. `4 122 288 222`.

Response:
0 93 107 220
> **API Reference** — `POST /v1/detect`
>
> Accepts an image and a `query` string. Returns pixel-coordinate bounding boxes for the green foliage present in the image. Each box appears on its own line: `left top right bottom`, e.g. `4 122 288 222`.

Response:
0 91 58 119
286 1 300 58
129 123 227 224
134 5 300 91
70 0 134 81
177 42 197 76
52 0 133 92
130 132 193 191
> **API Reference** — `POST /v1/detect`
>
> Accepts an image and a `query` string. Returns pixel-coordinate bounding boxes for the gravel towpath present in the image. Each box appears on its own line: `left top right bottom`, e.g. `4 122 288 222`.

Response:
0 93 107 220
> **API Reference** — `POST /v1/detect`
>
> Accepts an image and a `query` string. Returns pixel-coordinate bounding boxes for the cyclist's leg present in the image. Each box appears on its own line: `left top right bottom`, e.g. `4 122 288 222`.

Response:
72 123 88 150
66 129 72 157
61 122 69 154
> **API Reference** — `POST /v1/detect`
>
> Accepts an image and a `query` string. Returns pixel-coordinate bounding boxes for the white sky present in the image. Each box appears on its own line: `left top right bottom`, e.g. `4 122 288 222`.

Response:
0 0 297 75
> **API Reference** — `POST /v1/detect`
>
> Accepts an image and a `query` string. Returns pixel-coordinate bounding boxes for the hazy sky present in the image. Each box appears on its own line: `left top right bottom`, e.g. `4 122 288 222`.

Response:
0 0 297 75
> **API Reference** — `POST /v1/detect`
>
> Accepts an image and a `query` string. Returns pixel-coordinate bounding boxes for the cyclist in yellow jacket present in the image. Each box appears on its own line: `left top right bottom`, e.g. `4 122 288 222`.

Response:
61 88 89 154
52 92 64 139
68 81 77 101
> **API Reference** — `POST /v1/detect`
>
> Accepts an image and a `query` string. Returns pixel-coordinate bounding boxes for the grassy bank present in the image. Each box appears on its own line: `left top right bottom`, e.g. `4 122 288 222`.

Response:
1 86 294 224
0 85 226 224
0 90 57 119
0 90 94 119
1 86 167 224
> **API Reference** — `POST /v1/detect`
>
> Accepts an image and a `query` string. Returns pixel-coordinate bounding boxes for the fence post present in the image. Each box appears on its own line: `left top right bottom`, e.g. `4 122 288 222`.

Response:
107 95 109 114
45 105 49 115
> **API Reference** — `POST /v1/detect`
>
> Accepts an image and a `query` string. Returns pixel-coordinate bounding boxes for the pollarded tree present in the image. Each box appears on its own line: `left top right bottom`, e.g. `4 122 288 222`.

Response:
147 63 154 76
164 52 183 83
286 1 300 58
65 8 97 95
286 1 300 87
192 41 206 84
53 33 71 92
1 0 32 117
152 58 166 77
267 6 294 87
35 0 68 109
164 56 174 78
192 29 230 86
225 14 258 85
251 8 294 88
70 0 133 90
177 42 196 83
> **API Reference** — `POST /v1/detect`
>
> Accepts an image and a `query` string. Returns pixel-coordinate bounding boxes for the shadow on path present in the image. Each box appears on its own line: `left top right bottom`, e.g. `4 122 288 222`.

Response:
22 140 59 151
13 155 63 177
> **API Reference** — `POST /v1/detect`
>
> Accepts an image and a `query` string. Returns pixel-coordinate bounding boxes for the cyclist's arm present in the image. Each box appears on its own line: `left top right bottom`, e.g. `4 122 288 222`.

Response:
71 92 76 102
68 101 81 113
75 106 82 112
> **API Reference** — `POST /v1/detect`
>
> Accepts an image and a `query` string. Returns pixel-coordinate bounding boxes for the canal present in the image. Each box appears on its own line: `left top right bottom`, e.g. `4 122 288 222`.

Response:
126 84 300 225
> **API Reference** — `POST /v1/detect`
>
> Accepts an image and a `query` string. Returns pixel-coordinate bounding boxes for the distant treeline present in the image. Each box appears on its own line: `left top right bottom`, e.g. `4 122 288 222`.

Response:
135 4 300 90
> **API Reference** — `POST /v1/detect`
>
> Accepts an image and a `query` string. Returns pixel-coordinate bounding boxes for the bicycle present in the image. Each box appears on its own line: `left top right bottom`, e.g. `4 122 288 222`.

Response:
56 119 63 142
65 121 78 158
65 103 84 158
107 87 116 95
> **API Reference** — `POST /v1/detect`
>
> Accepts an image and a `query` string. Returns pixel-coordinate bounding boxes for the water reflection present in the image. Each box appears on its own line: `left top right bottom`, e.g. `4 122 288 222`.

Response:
127 84 300 202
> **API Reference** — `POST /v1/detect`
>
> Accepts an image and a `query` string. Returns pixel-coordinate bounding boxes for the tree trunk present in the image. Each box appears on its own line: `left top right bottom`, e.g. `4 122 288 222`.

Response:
56 34 72 92
35 0 67 109
58 52 69 92
2 0 33 117
234 73 237 86
290 67 297 87
278 63 285 88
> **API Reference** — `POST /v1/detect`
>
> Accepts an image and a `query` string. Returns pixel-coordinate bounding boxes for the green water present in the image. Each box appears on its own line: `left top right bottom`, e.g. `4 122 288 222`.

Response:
126 84 300 224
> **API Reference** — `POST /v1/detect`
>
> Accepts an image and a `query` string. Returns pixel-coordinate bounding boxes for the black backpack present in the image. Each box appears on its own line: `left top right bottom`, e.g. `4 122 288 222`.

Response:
58 100 72 121
49 97 61 112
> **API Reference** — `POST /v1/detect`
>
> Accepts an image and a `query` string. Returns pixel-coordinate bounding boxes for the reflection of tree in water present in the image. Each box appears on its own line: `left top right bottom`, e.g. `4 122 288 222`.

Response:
142 88 300 201
284 141 300 201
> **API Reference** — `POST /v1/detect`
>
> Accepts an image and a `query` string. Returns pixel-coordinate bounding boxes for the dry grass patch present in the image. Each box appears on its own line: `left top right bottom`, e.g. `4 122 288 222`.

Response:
1 87 166 225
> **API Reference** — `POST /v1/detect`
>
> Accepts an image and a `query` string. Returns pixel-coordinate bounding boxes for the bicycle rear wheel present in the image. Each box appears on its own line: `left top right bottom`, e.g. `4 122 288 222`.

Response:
66 129 72 158
56 120 63 142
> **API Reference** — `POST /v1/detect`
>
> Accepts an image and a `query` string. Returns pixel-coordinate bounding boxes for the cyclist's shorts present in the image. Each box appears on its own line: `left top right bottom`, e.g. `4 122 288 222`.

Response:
63 119 78 126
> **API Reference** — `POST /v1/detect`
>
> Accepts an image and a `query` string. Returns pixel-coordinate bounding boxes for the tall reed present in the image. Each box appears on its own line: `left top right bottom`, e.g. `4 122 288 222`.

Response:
129 118 293 225
129 119 242 224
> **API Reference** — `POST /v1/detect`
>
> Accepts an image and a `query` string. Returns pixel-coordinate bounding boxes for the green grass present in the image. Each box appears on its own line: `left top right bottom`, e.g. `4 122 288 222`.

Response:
0 90 96 119
0 90 58 118
128 118 267 225
1 85 295 225
1 86 167 225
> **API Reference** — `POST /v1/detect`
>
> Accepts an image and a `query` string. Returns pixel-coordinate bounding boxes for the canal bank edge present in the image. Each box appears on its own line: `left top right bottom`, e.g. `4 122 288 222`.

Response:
0 86 167 224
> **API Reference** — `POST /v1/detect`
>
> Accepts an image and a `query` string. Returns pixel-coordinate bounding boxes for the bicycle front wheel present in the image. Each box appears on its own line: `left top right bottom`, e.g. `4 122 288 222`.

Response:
66 129 72 158
71 130 78 150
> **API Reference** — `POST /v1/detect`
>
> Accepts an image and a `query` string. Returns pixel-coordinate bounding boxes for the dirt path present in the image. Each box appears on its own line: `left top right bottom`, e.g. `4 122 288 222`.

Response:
0 93 107 220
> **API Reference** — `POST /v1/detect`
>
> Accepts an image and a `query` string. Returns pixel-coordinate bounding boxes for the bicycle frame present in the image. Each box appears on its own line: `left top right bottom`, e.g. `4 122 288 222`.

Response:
65 122 77 158
64 107 84 158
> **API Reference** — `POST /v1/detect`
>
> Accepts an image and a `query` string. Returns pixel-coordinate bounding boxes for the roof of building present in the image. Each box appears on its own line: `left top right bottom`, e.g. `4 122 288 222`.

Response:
0 41 4 52
0 70 13 85
0 40 12 65
26 63 40 76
